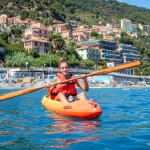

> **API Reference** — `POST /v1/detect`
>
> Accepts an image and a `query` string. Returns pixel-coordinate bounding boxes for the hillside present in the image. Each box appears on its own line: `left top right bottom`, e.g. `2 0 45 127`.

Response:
0 0 150 26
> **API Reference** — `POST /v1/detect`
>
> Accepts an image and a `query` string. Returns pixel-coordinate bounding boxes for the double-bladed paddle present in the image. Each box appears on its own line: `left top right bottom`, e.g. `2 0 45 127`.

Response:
0 60 141 101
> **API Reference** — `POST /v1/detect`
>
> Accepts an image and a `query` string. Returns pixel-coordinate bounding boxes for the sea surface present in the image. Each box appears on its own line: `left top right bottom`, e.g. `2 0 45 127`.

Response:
0 88 150 150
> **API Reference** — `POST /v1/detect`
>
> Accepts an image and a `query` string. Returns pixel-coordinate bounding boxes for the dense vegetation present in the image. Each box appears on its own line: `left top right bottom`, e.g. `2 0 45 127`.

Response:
0 0 150 26
0 31 96 69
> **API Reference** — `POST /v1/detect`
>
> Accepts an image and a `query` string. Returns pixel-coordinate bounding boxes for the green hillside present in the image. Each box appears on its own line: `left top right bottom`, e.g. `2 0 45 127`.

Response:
0 0 150 26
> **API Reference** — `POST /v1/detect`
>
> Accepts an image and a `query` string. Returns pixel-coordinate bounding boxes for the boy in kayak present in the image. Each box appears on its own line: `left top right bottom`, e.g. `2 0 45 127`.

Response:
46 58 89 103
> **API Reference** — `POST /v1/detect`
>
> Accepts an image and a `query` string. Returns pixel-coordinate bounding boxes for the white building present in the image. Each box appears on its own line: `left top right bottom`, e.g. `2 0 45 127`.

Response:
76 45 100 63
121 19 131 31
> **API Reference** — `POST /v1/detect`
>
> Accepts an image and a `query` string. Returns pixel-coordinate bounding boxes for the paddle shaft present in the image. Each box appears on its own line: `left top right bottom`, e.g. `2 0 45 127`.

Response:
53 60 141 83
0 60 140 101
0 86 45 101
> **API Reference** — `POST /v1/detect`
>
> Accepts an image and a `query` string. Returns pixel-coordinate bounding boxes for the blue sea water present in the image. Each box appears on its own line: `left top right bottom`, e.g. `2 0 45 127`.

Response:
0 88 150 150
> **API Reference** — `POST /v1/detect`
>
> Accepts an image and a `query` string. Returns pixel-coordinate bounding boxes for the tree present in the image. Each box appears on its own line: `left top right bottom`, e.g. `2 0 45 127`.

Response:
10 26 23 38
49 33 66 52
4 44 25 54
99 60 107 69
0 38 6 47
119 34 134 45
30 53 59 67
80 59 95 69
90 31 99 38
4 52 34 67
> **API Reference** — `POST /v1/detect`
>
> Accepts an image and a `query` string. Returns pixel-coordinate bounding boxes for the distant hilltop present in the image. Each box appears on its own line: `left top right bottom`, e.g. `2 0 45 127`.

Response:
0 0 150 26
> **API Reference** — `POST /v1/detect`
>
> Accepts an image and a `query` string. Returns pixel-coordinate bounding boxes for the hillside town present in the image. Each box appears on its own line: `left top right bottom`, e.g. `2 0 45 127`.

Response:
0 14 150 88
0 14 145 68
1 1 150 149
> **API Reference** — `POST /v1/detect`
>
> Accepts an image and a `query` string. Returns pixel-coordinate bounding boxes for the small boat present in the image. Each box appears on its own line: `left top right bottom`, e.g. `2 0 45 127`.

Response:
41 95 102 120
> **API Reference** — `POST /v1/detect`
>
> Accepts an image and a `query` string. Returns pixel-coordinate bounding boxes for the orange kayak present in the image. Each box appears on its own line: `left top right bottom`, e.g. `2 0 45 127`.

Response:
41 95 102 120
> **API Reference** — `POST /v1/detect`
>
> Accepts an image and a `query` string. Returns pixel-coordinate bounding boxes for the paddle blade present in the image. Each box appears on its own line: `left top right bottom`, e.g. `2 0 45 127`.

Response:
86 60 141 77
0 86 44 101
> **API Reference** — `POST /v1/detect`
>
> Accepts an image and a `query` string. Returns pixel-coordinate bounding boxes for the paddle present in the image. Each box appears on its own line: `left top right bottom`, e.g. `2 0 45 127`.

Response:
0 60 140 101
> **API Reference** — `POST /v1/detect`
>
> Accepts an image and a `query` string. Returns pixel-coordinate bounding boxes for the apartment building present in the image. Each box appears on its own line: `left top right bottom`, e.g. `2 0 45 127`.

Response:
76 45 100 63
16 19 38 27
92 25 107 35
48 24 67 33
71 29 90 41
24 23 48 38
24 23 49 53
119 44 140 62
121 19 132 31
61 30 72 38
24 37 49 53
119 43 140 74
99 40 122 65
8 15 21 25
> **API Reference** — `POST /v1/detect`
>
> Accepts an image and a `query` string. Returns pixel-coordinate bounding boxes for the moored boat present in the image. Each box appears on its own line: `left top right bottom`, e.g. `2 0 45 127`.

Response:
41 95 102 120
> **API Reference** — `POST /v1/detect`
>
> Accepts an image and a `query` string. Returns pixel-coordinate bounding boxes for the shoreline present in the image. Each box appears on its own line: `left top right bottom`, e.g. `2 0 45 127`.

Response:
1 84 150 90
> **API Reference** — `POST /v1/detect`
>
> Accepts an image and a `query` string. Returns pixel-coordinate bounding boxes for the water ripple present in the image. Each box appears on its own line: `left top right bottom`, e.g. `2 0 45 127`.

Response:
0 88 150 149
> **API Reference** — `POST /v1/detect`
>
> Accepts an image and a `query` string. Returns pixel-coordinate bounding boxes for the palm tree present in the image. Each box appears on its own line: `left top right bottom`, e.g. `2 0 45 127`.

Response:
49 33 66 52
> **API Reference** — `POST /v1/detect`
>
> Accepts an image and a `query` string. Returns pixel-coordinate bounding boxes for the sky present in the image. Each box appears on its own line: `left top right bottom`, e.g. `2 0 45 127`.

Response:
117 0 150 9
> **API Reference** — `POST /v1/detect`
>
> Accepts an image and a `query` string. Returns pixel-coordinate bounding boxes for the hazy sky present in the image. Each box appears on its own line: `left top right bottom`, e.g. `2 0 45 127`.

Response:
117 0 150 9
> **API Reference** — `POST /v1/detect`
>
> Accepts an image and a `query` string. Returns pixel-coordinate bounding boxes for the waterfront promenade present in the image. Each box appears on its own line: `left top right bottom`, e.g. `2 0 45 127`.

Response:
0 67 150 89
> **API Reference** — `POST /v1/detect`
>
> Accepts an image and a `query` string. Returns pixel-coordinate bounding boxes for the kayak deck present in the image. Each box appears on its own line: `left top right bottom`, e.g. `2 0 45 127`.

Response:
42 95 102 120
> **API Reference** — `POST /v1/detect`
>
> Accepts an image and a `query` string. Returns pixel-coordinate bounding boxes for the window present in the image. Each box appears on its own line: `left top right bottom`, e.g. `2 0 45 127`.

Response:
35 41 37 46
45 43 48 47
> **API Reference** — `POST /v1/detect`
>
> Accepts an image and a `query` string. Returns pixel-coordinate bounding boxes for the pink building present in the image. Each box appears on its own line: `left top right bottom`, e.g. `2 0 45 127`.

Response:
16 19 38 27
61 29 90 41
48 24 67 33
92 25 107 35
24 37 49 53
72 29 90 41
8 15 21 25
24 23 49 53
24 23 48 38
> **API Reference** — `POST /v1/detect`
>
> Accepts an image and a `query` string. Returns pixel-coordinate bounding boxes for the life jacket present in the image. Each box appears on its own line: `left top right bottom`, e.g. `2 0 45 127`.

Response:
51 72 77 99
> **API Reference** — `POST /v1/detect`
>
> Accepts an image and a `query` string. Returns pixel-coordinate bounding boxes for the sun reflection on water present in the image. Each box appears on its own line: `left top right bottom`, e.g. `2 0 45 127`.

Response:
45 113 101 148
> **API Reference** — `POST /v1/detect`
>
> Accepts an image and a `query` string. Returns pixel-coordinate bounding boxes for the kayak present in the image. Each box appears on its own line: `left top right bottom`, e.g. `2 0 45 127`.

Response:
41 95 102 120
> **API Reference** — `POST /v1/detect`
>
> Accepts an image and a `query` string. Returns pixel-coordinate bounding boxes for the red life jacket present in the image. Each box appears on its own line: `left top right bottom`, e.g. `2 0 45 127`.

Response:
51 72 77 99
